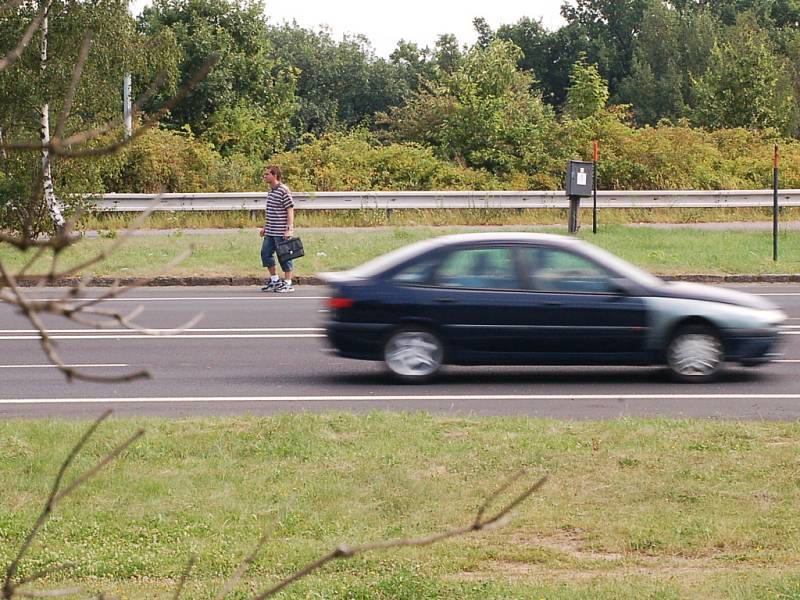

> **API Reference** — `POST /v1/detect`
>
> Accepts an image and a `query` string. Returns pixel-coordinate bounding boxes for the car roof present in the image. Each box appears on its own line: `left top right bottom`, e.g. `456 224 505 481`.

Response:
422 231 581 248
337 231 586 281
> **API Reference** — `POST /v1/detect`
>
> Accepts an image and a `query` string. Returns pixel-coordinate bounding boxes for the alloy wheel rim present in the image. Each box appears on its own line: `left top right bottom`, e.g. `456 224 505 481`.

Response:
385 331 443 377
669 333 722 377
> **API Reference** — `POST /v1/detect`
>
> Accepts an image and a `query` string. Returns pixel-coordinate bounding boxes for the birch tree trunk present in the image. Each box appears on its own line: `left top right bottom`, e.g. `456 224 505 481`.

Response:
40 12 65 228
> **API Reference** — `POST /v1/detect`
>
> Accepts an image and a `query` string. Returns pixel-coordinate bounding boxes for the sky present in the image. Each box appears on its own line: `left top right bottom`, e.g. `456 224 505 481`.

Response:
132 1 569 59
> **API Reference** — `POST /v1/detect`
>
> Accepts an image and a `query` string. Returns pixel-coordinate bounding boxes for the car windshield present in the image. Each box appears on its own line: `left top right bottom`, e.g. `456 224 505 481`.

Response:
584 243 663 287
347 238 441 278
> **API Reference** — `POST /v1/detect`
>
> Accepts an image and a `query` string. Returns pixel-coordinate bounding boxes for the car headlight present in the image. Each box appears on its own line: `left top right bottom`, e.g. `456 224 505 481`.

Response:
762 308 787 329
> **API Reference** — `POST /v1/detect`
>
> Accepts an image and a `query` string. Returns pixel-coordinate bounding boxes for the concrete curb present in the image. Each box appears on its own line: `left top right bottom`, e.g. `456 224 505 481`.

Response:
15 274 800 287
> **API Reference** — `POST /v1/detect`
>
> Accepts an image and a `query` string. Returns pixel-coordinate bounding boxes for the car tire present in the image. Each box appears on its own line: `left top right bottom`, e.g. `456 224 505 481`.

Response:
666 324 724 383
383 326 444 383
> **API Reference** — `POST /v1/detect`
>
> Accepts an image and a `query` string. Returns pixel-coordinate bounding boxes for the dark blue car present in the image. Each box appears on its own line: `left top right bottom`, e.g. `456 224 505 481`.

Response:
322 233 785 382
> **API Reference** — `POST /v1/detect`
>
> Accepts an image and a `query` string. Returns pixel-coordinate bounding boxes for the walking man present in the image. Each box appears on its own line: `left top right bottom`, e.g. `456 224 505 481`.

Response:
259 165 295 292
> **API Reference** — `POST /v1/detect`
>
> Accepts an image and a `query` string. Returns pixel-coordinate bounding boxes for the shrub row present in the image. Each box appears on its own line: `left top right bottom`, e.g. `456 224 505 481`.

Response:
83 113 800 194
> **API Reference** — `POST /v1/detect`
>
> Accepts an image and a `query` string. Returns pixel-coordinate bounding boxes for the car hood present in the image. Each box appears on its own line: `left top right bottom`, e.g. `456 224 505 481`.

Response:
654 281 778 310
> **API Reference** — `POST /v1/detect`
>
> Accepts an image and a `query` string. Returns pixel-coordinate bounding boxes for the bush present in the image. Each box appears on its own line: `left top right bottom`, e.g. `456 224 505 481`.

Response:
103 126 228 193
271 131 499 191
77 111 800 196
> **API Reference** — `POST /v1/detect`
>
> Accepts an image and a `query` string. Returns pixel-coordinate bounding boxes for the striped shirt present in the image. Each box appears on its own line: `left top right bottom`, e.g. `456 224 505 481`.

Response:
264 183 294 236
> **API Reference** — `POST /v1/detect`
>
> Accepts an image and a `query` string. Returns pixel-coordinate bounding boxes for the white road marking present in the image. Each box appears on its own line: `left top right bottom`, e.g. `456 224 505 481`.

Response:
0 363 128 369
0 326 326 340
0 328 324 333
14 296 328 302
3 393 800 404
0 334 325 340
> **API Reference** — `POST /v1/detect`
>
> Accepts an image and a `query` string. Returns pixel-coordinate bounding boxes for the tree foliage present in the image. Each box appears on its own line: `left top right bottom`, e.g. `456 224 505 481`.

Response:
138 0 296 147
381 40 557 174
0 0 180 234
692 16 797 133
265 24 408 141
564 56 609 119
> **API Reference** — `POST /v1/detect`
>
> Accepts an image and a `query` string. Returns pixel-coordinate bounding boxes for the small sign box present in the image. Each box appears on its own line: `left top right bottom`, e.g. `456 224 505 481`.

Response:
565 160 594 197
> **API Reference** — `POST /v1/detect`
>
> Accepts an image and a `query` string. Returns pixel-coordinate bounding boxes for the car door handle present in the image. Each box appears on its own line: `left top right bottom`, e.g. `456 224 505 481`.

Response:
434 297 458 304
543 301 562 306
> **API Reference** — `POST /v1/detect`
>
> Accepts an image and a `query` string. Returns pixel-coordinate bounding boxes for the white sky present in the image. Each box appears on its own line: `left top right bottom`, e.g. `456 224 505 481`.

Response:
132 1 569 58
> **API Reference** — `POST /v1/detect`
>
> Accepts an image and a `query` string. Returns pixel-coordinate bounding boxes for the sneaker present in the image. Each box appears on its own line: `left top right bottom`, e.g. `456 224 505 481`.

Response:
261 279 279 292
274 280 294 293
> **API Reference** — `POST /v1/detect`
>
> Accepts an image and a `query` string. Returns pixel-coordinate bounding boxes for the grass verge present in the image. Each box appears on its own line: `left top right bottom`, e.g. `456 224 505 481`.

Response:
80 206 800 230
2 225 799 278
2 414 799 599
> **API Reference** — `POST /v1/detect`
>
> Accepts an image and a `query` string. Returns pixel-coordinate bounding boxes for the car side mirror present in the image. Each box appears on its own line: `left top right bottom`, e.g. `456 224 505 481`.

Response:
609 277 635 296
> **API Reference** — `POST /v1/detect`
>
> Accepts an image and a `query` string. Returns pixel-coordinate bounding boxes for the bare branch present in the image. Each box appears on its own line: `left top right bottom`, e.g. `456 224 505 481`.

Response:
54 31 93 141
172 556 196 600
55 54 219 158
2 410 144 599
474 468 526 527
14 563 75 589
0 260 152 383
215 527 275 600
0 7 209 384
2 54 219 156
250 475 547 599
17 585 83 597
0 0 25 16
16 247 47 279
0 0 51 72
53 429 145 504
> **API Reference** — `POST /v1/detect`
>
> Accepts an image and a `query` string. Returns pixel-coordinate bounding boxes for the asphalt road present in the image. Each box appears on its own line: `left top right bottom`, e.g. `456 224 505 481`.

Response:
1 284 799 419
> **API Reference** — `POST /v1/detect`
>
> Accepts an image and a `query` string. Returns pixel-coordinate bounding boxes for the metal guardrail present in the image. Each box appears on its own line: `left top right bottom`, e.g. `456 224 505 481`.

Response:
94 190 800 211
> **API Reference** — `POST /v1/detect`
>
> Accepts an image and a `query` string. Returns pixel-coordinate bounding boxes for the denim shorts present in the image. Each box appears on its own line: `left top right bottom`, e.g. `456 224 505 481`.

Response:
261 235 293 272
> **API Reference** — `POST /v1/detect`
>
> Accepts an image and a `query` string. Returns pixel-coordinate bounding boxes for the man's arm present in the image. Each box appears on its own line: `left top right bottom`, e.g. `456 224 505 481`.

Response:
285 206 294 238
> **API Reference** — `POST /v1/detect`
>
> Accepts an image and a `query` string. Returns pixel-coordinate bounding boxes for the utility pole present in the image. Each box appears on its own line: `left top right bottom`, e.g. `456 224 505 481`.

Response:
124 73 132 139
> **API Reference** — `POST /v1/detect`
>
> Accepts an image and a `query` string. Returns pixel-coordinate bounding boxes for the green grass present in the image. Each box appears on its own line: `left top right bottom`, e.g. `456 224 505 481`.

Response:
2 415 800 599
2 224 799 278
80 206 800 230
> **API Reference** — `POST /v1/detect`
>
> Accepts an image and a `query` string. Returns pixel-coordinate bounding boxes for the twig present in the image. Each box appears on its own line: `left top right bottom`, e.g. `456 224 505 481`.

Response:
0 0 51 72
4 413 143 599
54 31 93 142
172 556 196 600
250 474 547 599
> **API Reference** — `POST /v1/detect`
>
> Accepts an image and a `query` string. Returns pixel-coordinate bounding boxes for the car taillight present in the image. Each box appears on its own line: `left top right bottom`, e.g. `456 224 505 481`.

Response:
327 297 354 309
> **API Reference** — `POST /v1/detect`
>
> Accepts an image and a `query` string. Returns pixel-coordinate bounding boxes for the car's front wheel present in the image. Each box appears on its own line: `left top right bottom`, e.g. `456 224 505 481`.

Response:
383 327 444 383
666 324 724 382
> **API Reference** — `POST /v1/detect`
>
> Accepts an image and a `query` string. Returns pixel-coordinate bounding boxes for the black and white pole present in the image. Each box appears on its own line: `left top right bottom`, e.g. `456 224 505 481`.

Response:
124 73 132 139
592 140 598 234
773 144 779 262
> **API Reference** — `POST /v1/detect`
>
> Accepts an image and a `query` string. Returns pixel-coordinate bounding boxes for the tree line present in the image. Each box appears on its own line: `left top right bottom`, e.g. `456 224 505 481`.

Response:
3 0 800 211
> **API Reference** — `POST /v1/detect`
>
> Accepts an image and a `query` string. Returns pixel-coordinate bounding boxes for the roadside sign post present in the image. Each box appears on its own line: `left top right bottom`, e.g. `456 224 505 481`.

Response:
592 141 599 234
565 160 594 234
773 145 779 262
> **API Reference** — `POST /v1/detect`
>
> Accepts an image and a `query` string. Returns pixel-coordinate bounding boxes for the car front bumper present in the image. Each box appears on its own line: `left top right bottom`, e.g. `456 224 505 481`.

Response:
724 328 783 365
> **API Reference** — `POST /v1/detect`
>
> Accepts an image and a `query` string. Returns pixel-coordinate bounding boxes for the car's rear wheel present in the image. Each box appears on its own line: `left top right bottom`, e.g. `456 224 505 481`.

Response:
384 327 444 382
666 324 723 382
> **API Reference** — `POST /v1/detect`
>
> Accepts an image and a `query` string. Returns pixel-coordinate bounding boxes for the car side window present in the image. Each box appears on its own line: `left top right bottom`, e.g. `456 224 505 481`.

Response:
434 247 522 290
521 246 614 294
391 256 439 285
